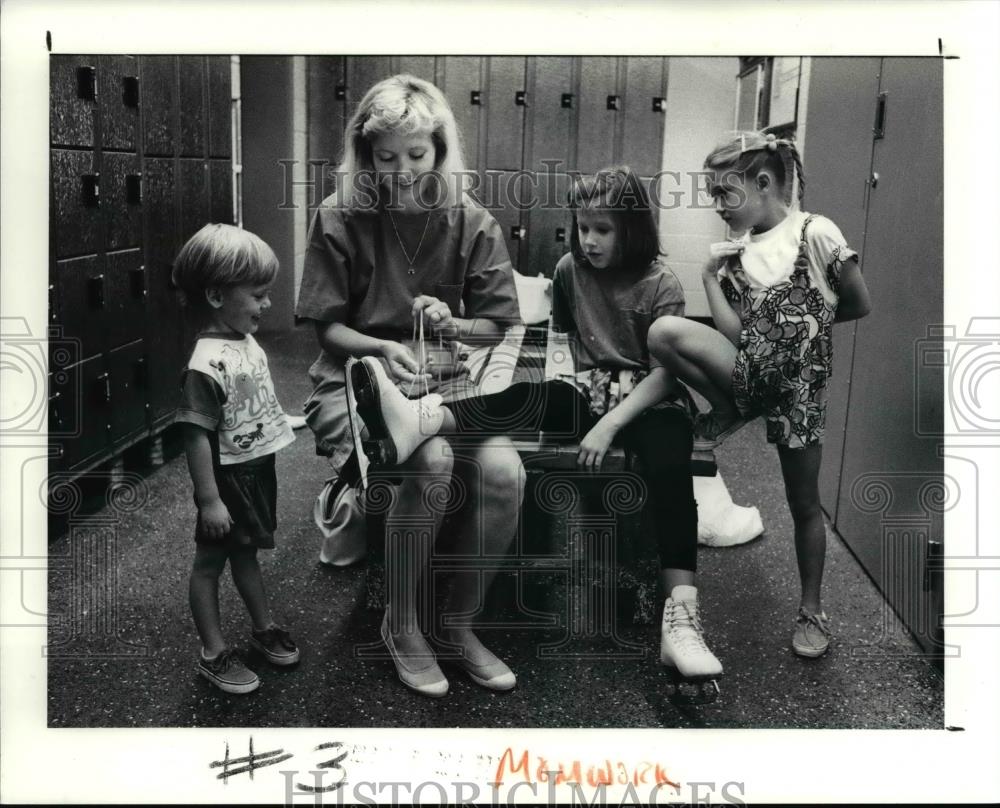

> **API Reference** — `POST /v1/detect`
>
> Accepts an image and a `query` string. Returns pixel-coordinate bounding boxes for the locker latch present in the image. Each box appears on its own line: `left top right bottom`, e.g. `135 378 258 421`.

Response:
130 265 147 299
88 274 106 308
470 90 482 106
335 84 347 101
76 65 97 101
510 225 526 240
606 95 621 111
126 173 143 205
873 91 888 139
123 75 140 108
561 93 574 109
555 227 566 243
96 372 112 403
652 97 666 113
135 356 149 388
49 391 64 430
81 173 100 208
515 90 527 107
49 283 57 322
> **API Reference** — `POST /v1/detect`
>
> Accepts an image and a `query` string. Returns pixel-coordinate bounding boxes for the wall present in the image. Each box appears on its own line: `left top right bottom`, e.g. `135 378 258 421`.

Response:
659 58 738 318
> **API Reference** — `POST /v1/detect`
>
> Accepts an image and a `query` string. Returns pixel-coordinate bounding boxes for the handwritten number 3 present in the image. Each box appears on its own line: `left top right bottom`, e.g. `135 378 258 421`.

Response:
295 742 347 793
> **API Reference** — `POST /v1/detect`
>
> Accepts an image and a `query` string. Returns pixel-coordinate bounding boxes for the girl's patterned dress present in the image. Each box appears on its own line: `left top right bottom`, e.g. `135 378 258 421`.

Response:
720 213 856 449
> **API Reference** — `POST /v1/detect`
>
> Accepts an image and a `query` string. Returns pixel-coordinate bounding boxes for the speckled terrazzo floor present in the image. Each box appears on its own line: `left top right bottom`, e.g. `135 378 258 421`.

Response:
47 325 943 728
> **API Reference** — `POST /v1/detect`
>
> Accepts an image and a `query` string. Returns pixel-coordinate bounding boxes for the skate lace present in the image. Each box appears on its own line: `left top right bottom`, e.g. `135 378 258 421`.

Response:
798 609 831 638
406 311 446 400
665 600 709 654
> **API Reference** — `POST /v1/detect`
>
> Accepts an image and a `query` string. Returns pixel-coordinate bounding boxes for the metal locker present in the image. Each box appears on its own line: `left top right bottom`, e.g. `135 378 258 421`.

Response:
485 57 526 172
524 171 572 278
439 57 483 172
179 158 210 243
140 56 177 157
483 170 527 272
50 55 97 148
208 56 232 159
141 158 177 274
179 57 207 157
394 56 437 83
620 57 667 179
209 159 234 225
104 249 146 351
51 149 102 258
54 255 103 360
108 340 149 442
525 57 574 174
103 151 143 251
59 354 112 470
802 57 881 521
576 57 619 175
347 57 395 113
99 55 139 152
307 56 346 202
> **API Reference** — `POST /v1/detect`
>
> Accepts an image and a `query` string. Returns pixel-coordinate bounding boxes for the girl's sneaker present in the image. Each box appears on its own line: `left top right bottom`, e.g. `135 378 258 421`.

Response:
250 625 301 666
659 585 723 704
198 648 260 694
692 410 747 452
792 607 832 657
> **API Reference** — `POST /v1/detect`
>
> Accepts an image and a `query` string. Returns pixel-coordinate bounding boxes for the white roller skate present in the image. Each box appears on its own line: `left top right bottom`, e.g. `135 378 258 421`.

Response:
346 356 444 486
659 585 723 705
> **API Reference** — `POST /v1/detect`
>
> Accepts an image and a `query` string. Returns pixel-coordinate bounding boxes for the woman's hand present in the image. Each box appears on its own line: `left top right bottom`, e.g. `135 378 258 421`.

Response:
577 417 620 471
379 340 431 385
412 295 458 338
198 498 233 541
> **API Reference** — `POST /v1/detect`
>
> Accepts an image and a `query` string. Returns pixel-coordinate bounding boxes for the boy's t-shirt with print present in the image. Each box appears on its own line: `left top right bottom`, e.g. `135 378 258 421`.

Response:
176 334 295 464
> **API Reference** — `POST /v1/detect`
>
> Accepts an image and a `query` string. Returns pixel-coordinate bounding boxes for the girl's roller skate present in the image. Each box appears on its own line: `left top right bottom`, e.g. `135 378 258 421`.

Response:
346 356 444 488
659 585 723 705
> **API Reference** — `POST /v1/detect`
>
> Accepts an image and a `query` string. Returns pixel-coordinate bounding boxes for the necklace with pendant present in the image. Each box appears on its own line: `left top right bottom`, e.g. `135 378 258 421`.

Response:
387 209 431 275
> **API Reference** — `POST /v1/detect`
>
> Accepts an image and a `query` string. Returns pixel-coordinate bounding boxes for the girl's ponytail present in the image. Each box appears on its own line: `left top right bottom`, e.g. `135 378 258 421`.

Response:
706 130 805 207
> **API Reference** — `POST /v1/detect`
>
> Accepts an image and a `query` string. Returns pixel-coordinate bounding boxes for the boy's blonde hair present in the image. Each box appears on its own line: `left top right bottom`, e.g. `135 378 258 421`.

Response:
337 74 469 208
171 223 278 311
704 130 805 208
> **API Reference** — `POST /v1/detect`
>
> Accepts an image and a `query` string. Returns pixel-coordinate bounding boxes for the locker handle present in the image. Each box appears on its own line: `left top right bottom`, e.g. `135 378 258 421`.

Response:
81 173 101 208
49 283 57 322
515 90 527 107
561 93 574 109
88 274 106 308
135 357 149 388
122 75 140 108
510 225 526 241
870 171 880 190
652 96 666 113
606 95 620 111
49 391 64 429
335 84 346 101
76 65 98 101
555 227 566 243
130 265 147 298
126 173 143 205
873 91 888 139
470 90 482 106
96 372 112 403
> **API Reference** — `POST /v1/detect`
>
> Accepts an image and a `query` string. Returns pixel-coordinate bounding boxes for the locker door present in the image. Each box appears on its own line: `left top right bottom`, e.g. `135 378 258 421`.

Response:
208 56 233 159
307 56 346 202
802 57 881 521
484 170 527 272
485 57 526 172
525 57 574 174
49 369 78 475
54 255 105 360
576 57 619 175
179 159 210 243
209 159 234 224
50 55 97 148
620 57 667 178
104 249 147 351
141 56 177 157
61 355 112 470
832 58 943 651
108 340 149 442
439 57 483 173
525 172 572 278
179 56 207 157
142 158 177 275
395 56 437 83
103 151 143 251
51 148 102 258
99 55 139 152
347 57 394 112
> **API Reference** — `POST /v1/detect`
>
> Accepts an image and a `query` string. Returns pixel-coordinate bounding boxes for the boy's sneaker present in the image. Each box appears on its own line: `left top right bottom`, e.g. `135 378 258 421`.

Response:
692 410 747 452
250 625 301 666
792 607 832 657
198 648 260 694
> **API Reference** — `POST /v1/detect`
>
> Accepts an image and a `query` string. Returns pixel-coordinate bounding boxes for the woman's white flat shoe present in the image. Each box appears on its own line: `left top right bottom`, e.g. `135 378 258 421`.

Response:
380 614 449 698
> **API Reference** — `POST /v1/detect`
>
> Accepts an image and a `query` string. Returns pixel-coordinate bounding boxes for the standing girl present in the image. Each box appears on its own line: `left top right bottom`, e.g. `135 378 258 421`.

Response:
296 75 523 698
647 130 872 657
173 224 299 694
352 167 724 702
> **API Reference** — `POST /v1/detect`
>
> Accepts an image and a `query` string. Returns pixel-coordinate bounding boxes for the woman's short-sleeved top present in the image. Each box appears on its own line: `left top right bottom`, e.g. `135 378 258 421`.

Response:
296 194 521 339
551 253 685 372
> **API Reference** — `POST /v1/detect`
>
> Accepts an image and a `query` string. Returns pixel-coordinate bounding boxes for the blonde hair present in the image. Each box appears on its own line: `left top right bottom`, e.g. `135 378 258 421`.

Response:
704 130 805 208
337 74 469 209
171 223 278 311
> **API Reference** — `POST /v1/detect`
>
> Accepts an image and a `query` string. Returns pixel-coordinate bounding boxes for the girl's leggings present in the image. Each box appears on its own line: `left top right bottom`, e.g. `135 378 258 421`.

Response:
445 380 698 572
